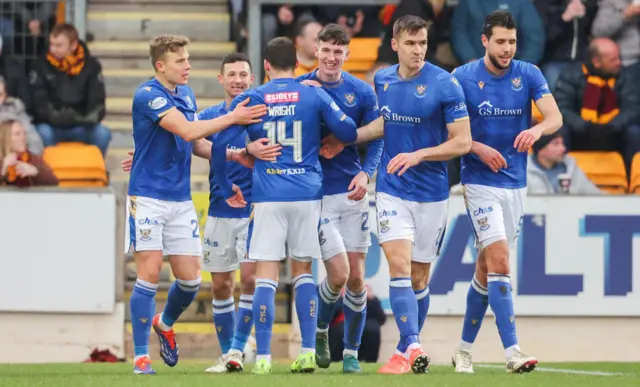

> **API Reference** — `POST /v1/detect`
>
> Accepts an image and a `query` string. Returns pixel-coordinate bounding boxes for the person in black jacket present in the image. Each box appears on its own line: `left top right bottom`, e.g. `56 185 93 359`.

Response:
0 35 33 115
29 23 110 156
554 38 640 174
535 0 598 92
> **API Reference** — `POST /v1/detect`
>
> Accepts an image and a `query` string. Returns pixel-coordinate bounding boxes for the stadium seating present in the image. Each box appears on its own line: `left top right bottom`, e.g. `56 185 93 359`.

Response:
42 143 108 187
568 151 628 193
629 153 640 193
342 38 381 80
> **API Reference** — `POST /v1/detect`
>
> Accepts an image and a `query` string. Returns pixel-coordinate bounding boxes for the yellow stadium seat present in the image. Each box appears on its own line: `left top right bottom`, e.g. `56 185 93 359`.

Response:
343 38 381 80
629 153 640 193
42 142 108 187
568 151 627 194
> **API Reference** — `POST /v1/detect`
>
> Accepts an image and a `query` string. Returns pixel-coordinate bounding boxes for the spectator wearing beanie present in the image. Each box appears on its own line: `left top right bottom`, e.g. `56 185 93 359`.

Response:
527 132 602 195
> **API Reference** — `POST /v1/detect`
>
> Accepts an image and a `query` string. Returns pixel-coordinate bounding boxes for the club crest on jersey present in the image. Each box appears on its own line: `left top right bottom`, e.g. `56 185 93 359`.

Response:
510 76 523 91
478 81 485 89
344 93 356 107
185 96 194 108
415 84 427 98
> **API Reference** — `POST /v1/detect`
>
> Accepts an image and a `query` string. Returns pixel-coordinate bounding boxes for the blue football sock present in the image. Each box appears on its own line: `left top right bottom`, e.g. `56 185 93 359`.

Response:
212 296 235 355
317 277 341 331
294 274 318 351
343 287 367 354
130 279 157 358
460 275 489 347
390 277 419 354
161 277 201 328
231 294 254 352
488 273 518 349
415 286 430 333
253 279 277 356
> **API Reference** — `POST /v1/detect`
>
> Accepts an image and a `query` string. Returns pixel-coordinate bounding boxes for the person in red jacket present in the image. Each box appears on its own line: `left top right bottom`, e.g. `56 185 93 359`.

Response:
0 119 58 187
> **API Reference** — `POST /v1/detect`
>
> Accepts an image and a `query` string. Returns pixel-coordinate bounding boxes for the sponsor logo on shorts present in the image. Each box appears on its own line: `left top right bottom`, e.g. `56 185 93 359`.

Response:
473 206 493 217
139 228 152 242
477 216 490 231
379 219 390 233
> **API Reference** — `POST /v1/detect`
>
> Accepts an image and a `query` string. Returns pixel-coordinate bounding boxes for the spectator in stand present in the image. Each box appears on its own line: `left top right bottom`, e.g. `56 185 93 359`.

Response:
0 33 33 114
535 0 598 92
10 1 57 57
0 75 42 154
315 6 383 38
554 38 640 174
29 23 111 156
264 19 322 83
592 0 640 80
259 3 317 46
527 132 602 194
0 120 58 187
450 0 545 65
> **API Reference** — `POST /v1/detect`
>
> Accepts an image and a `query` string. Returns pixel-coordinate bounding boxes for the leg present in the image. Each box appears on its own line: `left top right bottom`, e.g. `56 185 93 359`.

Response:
411 261 431 333
125 196 167 375
315 195 349 368
35 123 58 148
375 193 429 374
340 194 371 372
288 200 322 373
244 202 287 374
200 216 240 373
153 201 204 367
86 123 112 156
329 321 345 362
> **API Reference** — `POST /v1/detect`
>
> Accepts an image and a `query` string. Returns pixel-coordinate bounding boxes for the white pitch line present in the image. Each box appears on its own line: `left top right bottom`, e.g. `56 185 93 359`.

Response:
476 364 632 376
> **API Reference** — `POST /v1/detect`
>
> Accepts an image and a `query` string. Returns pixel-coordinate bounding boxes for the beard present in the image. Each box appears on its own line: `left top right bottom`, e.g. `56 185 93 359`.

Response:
488 52 511 70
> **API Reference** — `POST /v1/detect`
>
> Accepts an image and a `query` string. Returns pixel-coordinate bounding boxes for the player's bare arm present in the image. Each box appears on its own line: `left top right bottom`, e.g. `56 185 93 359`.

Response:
159 98 268 142
320 116 384 159
192 138 212 160
470 141 508 173
513 95 563 152
387 117 471 176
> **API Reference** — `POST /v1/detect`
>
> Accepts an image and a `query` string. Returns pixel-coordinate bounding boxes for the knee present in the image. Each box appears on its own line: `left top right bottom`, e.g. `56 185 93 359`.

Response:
93 124 112 153
212 273 234 299
484 242 510 275
35 124 55 145
347 273 364 293
387 257 411 278
328 266 349 290
240 271 256 295
411 269 429 290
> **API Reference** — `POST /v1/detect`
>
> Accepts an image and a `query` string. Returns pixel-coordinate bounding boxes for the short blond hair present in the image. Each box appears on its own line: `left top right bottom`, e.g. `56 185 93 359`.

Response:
149 35 190 71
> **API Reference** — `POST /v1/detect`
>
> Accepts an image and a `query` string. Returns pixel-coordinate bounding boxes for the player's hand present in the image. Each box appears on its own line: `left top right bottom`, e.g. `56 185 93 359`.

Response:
474 142 507 173
347 171 369 201
320 135 346 159
513 127 542 153
226 184 247 208
300 79 322 88
387 152 421 176
232 98 268 125
230 149 255 168
121 151 133 172
15 161 38 177
247 138 282 161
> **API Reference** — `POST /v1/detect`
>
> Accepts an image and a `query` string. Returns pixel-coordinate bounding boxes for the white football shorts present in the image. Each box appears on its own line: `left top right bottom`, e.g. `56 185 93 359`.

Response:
375 192 448 263
124 195 203 257
462 184 526 249
202 216 251 273
319 192 371 260
248 200 321 262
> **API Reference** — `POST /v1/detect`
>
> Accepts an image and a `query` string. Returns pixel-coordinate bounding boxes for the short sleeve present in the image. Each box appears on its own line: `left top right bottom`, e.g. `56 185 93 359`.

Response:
527 64 552 102
133 87 174 122
438 74 469 124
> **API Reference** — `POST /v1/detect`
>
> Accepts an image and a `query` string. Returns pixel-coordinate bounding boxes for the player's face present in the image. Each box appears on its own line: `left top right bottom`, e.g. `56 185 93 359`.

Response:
157 48 191 86
10 122 27 154
49 33 77 59
539 136 566 163
218 61 254 98
392 29 428 71
483 27 517 70
316 41 349 77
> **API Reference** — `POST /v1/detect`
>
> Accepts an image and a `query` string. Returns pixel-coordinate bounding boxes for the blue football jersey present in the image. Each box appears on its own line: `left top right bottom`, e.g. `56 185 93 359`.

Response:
456 59 551 189
199 102 252 218
211 78 358 203
128 78 197 201
296 71 383 195
374 63 469 202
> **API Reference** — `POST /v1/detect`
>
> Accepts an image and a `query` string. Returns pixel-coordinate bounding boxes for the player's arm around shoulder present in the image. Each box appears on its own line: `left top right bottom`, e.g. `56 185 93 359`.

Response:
315 87 358 143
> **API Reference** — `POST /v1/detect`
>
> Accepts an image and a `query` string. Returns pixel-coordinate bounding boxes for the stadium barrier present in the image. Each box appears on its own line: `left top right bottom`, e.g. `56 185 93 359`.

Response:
0 187 123 363
298 194 640 363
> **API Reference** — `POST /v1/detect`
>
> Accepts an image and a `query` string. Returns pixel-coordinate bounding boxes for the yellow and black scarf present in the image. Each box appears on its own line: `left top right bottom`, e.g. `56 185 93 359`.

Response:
580 64 619 124
47 43 86 76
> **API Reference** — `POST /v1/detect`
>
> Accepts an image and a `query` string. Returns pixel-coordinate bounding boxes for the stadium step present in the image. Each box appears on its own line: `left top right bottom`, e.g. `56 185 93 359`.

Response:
89 40 234 62
89 0 228 13
106 96 224 117
102 68 225 99
107 148 211 177
87 11 230 42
